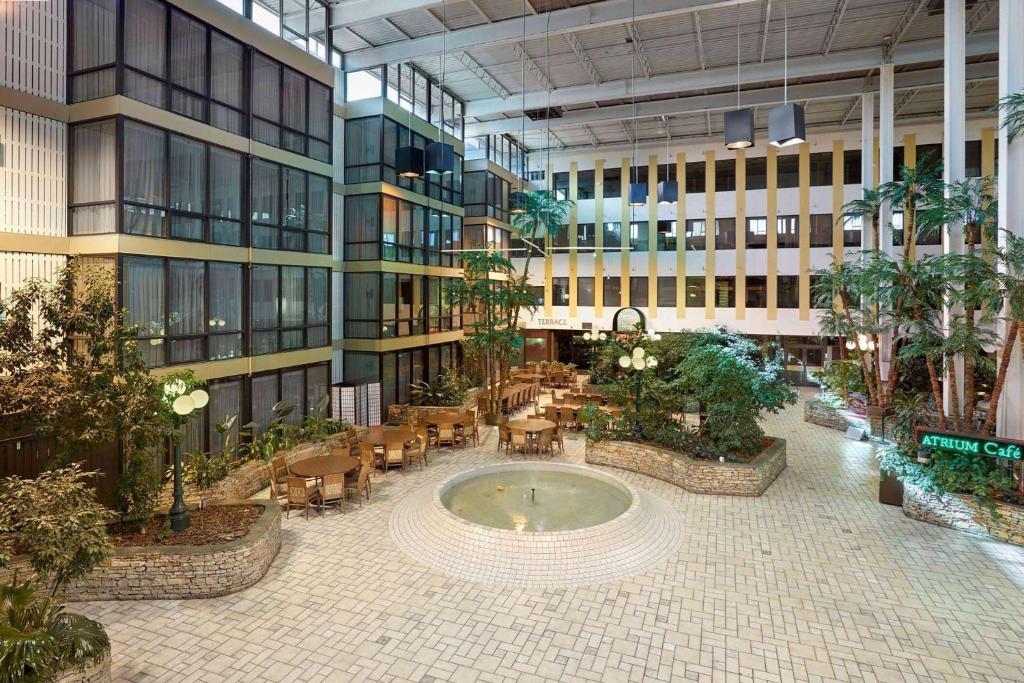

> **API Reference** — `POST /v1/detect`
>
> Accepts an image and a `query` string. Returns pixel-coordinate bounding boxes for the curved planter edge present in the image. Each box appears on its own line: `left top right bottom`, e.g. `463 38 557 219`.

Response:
585 437 787 496
902 484 1024 547
51 648 111 683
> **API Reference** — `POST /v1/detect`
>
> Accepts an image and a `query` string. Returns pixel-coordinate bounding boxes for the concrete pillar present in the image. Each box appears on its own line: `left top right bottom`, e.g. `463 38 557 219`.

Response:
943 0 966 417
878 63 895 255
998 0 1024 439
860 93 875 249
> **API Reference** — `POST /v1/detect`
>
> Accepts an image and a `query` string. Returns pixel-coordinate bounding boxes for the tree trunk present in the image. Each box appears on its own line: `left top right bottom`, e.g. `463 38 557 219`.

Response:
872 213 880 253
947 361 962 432
963 233 979 429
925 355 947 429
981 320 1020 435
904 196 916 253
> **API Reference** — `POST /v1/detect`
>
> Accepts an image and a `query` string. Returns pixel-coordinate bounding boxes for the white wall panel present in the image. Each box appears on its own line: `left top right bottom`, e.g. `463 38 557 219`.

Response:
0 252 67 327
1 0 66 102
0 107 67 237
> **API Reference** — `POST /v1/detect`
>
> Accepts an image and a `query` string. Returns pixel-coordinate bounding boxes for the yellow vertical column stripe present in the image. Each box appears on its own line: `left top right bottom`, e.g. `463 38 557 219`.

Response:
648 154 658 320
735 150 746 321
621 157 630 306
798 142 811 321
904 133 917 170
675 153 686 319
766 146 778 320
981 127 995 176
831 139 844 267
544 162 553 315
704 149 715 320
594 159 604 317
568 162 578 318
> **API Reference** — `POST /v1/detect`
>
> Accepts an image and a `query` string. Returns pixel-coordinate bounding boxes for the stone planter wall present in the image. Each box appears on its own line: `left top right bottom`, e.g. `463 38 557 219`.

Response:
387 387 482 425
585 438 786 496
803 399 849 432
902 485 1024 546
53 651 111 683
158 430 362 508
2 502 283 601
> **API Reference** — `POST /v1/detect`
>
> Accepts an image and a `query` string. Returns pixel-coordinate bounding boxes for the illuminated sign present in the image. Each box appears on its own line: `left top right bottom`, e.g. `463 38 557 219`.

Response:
916 427 1024 461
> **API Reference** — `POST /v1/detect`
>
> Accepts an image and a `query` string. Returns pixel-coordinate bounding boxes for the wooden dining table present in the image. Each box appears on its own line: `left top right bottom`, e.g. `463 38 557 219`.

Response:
289 454 360 479
508 418 556 433
360 425 416 447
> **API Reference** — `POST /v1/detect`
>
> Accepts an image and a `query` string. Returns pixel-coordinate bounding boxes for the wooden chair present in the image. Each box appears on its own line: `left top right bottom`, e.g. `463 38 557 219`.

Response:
436 422 458 451
536 428 554 457
497 424 512 454
544 405 559 424
345 461 372 505
552 424 565 455
510 428 529 456
360 442 384 476
266 462 288 501
417 419 439 447
464 411 480 447
383 440 407 474
406 434 428 470
319 473 347 514
284 477 320 519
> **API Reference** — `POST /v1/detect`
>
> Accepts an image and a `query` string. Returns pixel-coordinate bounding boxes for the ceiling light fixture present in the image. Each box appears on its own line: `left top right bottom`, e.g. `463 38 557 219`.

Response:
768 0 805 148
657 132 677 204
425 0 454 175
627 0 646 207
725 5 754 149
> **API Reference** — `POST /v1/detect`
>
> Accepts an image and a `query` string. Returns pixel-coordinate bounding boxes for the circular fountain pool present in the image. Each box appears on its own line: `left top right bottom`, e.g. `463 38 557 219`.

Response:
440 466 632 532
390 462 684 588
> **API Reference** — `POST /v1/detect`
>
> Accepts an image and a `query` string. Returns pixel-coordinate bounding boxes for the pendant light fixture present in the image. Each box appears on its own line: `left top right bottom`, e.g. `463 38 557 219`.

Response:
627 0 646 208
426 0 454 175
509 0 529 215
724 5 754 149
396 83 423 178
768 0 805 148
657 133 677 204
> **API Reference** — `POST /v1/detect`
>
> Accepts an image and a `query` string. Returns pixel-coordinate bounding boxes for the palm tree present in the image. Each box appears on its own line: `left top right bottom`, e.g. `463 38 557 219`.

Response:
0 580 109 681
840 187 883 251
879 155 942 257
509 190 573 286
982 229 1024 434
995 92 1024 142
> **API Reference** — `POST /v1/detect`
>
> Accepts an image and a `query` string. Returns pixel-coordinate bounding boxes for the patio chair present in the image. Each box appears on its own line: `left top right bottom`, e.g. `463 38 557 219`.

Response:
284 476 320 519
266 462 288 502
510 428 529 456
536 428 554 457
552 424 565 455
436 422 458 451
406 434 428 470
345 461 373 505
360 442 384 477
544 405 559 423
497 424 511 454
319 473 347 514
384 440 407 474
464 411 480 447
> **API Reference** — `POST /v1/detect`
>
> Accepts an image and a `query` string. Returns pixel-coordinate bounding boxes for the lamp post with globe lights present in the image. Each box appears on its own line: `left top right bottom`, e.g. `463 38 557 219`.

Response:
580 330 607 380
617 334 659 440
164 379 209 532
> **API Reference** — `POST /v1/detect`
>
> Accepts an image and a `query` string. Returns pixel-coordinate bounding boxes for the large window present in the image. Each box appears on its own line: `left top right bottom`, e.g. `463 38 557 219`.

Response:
685 219 706 251
746 276 767 308
809 214 833 248
70 119 117 234
777 215 799 248
747 217 767 249
577 170 595 200
578 224 596 250
777 275 800 308
809 152 832 186
346 343 460 413
715 159 736 192
656 221 676 251
714 277 736 308
629 277 648 308
746 157 767 190
71 0 332 155
603 167 621 199
685 277 705 308
577 277 595 306
122 256 244 367
603 277 621 307
250 159 330 253
344 273 461 339
777 154 799 188
629 221 648 252
552 278 569 306
603 222 621 249
464 170 506 221
715 218 736 250
250 265 329 355
657 276 675 307
250 363 330 433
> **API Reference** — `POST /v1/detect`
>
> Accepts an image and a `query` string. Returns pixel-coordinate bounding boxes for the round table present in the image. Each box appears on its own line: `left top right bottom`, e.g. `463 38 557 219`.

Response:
361 425 416 447
508 418 556 433
289 454 360 479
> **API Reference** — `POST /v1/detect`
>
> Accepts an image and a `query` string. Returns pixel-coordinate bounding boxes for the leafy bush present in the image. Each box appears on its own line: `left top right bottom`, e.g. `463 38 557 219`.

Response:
301 395 350 442
0 580 110 681
180 450 232 490
410 369 470 407
238 401 302 462
0 465 113 593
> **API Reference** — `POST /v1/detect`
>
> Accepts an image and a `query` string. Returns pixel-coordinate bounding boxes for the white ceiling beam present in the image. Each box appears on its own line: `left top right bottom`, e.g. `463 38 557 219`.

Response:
466 30 997 118
820 0 848 56
330 0 443 27
466 60 997 136
341 0 763 69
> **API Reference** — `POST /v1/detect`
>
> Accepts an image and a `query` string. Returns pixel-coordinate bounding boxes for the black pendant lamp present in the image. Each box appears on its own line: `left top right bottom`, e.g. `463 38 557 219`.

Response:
724 7 754 150
629 181 647 207
396 145 423 177
768 0 805 148
510 189 526 214
426 0 455 175
657 136 677 204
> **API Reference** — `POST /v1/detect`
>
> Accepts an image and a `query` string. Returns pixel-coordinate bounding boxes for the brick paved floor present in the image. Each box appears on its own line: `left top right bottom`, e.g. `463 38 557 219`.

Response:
74 391 1024 682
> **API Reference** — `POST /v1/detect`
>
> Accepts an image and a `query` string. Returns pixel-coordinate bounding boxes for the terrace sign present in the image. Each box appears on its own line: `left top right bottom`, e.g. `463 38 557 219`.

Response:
916 427 1023 461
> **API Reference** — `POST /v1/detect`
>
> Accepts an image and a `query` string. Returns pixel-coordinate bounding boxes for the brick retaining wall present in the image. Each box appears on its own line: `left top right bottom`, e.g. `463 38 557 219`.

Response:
387 388 482 425
585 438 786 496
803 399 849 432
903 485 1024 546
53 651 111 683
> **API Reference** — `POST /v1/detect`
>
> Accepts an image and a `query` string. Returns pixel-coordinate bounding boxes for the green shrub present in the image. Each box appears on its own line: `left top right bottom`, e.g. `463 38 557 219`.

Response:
410 369 470 407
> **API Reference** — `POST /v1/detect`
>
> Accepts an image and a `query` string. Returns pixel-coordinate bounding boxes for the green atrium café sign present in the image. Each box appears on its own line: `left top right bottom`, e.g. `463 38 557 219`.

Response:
916 427 1024 461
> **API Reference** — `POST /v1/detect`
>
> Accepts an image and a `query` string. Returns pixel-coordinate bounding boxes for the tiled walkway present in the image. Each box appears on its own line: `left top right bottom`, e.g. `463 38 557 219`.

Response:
75 392 1024 682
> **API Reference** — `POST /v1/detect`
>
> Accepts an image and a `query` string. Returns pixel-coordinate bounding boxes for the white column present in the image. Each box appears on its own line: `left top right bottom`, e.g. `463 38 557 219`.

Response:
943 0 966 417
998 0 1024 439
878 63 895 256
860 93 875 250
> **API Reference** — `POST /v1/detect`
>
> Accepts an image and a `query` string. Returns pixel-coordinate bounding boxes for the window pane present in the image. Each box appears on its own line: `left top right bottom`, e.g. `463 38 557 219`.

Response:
209 262 242 331
629 277 648 307
124 0 166 77
207 379 241 453
251 160 280 225
283 168 306 229
71 120 116 204
169 135 205 214
282 67 307 132
169 260 205 362
252 53 281 121
251 374 279 432
603 277 620 307
123 256 165 367
281 369 305 423
309 81 331 141
211 32 244 108
72 0 116 72
307 268 328 325
210 147 241 220
170 11 207 95
657 276 675 307
251 265 279 329
123 121 166 207
281 266 305 328
577 277 594 306
346 69 382 101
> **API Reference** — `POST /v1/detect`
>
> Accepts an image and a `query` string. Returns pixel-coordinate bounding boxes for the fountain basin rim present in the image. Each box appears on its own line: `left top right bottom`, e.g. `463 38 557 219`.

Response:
432 461 640 536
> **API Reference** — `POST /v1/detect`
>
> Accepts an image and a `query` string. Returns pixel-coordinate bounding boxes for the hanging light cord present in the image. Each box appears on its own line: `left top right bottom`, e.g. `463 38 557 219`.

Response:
783 0 788 105
520 0 527 187
630 0 637 185
438 0 447 142
545 10 552 175
736 5 741 110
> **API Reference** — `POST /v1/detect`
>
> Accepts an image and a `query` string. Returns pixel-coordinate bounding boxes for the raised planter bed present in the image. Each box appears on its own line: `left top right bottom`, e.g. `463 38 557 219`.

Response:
53 651 111 683
387 387 481 425
157 429 362 508
3 501 282 601
902 484 1024 547
585 438 786 496
803 398 849 432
